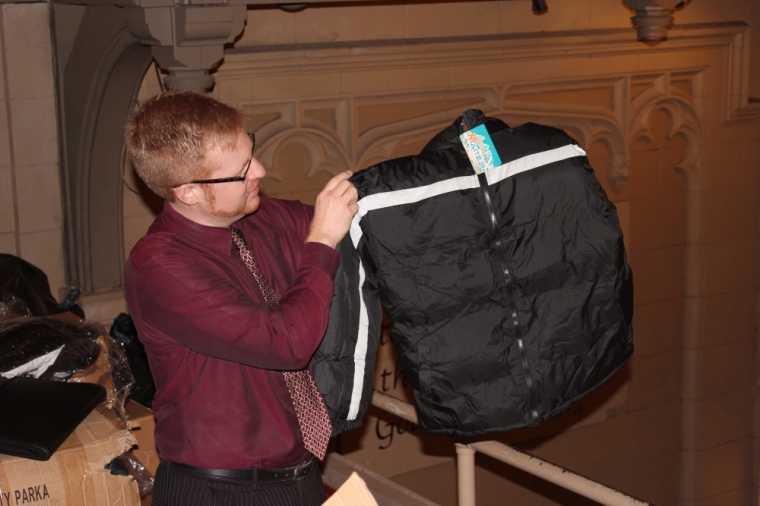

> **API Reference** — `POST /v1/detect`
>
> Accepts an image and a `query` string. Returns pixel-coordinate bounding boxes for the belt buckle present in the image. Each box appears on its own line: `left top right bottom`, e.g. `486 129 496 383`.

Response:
294 457 312 477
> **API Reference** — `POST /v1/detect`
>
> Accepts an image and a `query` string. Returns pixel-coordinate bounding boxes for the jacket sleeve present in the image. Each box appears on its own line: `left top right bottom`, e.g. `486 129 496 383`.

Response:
312 231 382 436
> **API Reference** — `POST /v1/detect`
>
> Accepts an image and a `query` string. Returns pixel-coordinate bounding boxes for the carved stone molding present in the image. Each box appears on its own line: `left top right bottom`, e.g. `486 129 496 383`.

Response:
124 4 246 90
218 24 742 177
225 71 704 194
723 26 760 122
628 79 703 185
256 131 352 182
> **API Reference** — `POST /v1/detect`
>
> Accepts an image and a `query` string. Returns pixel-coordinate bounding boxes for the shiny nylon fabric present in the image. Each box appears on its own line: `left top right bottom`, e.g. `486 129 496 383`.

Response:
312 236 381 436
346 110 633 435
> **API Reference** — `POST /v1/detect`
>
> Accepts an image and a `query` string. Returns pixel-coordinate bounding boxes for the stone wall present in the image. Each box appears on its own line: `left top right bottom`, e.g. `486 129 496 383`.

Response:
1 1 760 505
0 3 64 293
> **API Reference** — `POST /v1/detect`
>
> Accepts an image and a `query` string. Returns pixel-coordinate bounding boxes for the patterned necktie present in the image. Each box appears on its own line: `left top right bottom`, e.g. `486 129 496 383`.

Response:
230 227 332 460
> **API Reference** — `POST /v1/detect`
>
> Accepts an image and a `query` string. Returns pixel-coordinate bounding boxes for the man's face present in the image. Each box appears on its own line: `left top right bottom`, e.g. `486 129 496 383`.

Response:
199 130 265 224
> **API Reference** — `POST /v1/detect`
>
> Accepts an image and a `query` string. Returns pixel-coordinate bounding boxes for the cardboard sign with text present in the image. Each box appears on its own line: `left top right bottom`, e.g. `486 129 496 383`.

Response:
0 405 139 506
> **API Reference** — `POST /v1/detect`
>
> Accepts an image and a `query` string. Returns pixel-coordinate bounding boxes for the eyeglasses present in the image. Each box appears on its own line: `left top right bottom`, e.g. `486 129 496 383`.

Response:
174 133 255 187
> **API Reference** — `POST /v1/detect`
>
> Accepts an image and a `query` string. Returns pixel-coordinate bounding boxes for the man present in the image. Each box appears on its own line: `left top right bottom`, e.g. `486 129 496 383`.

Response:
124 91 358 506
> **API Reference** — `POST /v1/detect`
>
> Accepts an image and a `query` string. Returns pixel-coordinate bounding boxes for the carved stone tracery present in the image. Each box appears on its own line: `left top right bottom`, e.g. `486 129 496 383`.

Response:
228 72 703 197
256 131 352 183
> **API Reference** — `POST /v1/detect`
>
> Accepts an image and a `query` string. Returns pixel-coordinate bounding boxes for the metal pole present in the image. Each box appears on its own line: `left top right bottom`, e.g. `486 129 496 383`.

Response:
469 441 649 506
370 391 649 505
455 443 476 506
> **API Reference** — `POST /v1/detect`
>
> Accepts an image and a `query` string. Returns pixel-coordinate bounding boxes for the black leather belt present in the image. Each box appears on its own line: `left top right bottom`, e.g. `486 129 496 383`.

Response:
168 457 314 483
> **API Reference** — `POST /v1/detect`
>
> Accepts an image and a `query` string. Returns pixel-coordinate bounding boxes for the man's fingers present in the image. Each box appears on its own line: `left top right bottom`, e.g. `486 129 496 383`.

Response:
333 179 358 200
307 171 359 248
322 170 353 193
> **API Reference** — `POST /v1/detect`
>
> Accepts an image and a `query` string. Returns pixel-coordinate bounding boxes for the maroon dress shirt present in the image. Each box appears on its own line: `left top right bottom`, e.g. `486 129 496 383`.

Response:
124 197 339 469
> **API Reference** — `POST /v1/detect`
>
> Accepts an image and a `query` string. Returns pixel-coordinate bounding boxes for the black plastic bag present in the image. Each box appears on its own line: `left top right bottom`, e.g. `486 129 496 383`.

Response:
0 254 84 318
0 317 134 416
0 254 59 317
110 313 155 408
106 450 154 498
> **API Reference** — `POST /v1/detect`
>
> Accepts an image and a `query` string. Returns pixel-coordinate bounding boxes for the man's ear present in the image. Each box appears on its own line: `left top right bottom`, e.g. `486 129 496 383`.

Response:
173 184 200 206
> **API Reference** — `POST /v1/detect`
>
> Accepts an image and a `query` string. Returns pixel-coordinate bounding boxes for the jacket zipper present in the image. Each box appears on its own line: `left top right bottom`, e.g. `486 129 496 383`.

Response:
477 172 540 423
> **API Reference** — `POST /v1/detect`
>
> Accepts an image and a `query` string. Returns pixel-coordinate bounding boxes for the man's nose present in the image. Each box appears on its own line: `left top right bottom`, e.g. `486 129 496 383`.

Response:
248 158 266 180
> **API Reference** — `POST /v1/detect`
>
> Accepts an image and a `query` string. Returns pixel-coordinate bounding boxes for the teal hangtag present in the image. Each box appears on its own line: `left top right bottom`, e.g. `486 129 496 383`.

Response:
460 124 502 174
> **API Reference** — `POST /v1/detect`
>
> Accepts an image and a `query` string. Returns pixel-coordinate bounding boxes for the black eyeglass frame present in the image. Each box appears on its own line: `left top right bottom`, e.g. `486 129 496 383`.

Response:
173 133 256 187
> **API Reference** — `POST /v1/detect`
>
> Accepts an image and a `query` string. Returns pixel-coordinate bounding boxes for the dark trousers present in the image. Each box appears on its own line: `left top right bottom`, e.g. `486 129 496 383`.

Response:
151 460 325 506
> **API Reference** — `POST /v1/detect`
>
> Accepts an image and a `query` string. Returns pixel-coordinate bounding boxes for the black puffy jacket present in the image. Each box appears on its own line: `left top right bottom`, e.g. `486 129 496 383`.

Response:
313 109 633 437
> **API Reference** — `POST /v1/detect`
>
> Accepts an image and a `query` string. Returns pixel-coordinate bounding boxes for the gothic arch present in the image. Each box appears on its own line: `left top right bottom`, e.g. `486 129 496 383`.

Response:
58 5 152 292
628 91 703 183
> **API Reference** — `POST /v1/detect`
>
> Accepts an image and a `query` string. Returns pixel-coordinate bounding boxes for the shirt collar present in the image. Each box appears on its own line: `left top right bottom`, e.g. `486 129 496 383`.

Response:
160 201 236 256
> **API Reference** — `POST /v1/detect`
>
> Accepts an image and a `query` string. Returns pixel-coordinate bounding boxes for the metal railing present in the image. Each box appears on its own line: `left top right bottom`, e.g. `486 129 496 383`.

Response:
370 390 650 506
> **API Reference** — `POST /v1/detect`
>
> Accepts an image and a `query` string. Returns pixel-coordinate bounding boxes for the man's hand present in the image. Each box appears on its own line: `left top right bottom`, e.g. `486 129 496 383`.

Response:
306 170 359 249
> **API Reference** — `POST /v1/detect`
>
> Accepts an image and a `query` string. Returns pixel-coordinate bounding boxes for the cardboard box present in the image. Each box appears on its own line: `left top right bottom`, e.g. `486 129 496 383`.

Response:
124 401 159 506
0 405 139 506
323 473 379 506
124 401 160 476
322 453 438 506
